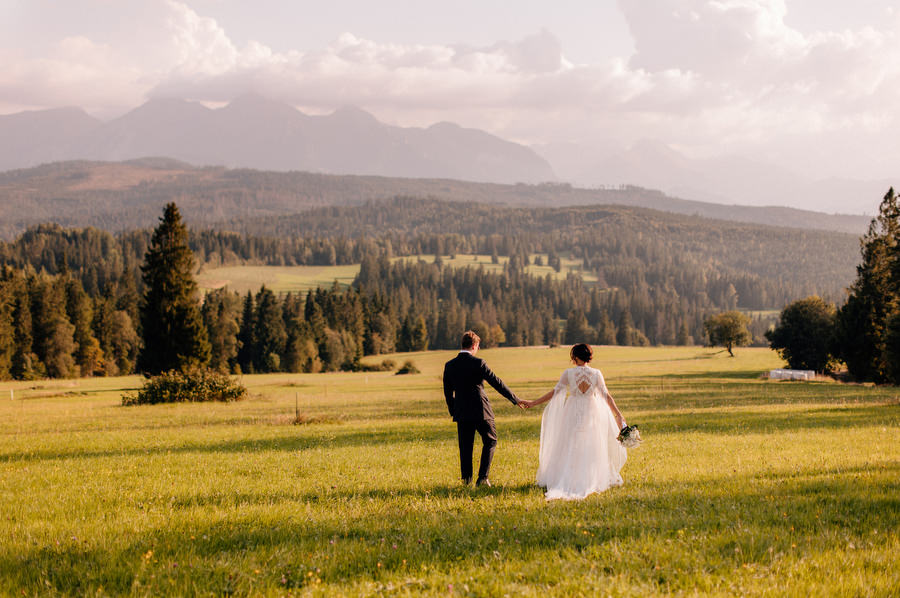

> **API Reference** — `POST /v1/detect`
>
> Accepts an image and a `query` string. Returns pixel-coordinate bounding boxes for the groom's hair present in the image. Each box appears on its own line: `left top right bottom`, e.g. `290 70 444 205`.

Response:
461 330 481 349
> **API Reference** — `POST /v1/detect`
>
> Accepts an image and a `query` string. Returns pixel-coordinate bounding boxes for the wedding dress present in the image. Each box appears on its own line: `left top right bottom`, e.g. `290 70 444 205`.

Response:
536 365 626 500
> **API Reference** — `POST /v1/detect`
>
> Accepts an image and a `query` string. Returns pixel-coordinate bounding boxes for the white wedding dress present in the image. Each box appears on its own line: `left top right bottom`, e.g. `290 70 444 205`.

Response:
536 365 627 500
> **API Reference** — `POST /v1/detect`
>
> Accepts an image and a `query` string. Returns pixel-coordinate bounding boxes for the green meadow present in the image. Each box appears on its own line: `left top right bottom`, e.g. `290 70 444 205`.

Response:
196 264 360 295
195 253 597 296
1 346 898 596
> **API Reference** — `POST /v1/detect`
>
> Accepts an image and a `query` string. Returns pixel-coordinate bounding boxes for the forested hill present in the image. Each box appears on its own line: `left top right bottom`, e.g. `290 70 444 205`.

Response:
1 197 858 310
226 197 859 304
0 160 869 239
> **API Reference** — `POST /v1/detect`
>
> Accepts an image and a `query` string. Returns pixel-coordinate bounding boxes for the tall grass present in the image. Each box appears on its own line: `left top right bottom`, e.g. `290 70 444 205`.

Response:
1 347 898 596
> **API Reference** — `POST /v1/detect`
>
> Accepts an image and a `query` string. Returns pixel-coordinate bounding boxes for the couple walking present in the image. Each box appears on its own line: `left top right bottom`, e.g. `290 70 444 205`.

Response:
442 330 629 500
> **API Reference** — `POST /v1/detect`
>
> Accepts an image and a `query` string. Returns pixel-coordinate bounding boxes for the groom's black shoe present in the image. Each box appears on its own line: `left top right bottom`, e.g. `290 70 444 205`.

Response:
462 477 472 486
476 478 491 487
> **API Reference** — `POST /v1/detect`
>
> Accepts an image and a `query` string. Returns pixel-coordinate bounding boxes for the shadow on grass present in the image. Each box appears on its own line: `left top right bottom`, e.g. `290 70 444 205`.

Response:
167 482 539 511
4 400 898 464
503 402 899 440
0 422 458 464
5 463 898 595
643 369 766 380
626 403 900 436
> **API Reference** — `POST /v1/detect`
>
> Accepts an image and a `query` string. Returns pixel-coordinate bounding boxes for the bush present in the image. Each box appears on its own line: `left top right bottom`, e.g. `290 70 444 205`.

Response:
765 296 837 373
358 358 396 372
395 360 420 375
122 369 247 405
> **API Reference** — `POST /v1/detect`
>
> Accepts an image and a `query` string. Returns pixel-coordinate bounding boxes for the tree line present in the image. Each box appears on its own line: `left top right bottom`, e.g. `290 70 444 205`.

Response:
765 188 900 383
0 195 871 381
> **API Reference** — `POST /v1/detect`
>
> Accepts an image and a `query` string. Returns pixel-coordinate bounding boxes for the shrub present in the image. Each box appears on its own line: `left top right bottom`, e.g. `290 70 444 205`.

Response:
358 358 397 372
395 360 420 375
765 296 837 373
122 369 247 405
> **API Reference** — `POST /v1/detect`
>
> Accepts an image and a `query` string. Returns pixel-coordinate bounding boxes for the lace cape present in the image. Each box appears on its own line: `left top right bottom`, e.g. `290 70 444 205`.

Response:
535 366 626 499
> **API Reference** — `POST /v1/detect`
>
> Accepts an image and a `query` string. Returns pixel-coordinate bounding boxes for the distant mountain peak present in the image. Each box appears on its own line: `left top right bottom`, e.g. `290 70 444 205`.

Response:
0 94 556 184
329 105 379 125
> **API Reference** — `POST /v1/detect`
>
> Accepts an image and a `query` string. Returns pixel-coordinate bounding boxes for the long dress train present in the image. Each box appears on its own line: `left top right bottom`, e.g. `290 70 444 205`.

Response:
536 365 626 500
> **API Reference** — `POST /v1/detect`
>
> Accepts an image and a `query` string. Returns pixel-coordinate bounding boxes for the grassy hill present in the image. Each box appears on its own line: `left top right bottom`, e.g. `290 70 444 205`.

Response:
195 254 597 295
2 346 897 595
0 160 870 239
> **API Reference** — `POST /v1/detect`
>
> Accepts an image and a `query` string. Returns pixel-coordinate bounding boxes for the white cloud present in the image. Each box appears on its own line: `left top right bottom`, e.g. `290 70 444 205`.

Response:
0 0 899 179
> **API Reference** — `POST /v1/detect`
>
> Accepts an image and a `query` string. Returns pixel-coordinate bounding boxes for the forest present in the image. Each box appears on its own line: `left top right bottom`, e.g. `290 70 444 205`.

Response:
0 196 862 379
0 160 868 239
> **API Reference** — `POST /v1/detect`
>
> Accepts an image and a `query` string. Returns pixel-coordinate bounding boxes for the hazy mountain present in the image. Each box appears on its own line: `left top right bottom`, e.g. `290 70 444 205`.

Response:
536 139 894 215
0 95 556 184
0 107 100 170
0 159 870 240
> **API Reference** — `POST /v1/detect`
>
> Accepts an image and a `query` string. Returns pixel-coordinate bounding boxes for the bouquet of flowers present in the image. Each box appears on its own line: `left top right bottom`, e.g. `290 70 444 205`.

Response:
617 424 642 448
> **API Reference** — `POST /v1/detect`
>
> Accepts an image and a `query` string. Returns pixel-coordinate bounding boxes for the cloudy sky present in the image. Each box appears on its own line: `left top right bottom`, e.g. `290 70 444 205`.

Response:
1 0 898 187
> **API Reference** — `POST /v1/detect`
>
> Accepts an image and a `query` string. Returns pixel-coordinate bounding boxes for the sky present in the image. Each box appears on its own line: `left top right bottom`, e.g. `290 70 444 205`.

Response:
1 0 899 185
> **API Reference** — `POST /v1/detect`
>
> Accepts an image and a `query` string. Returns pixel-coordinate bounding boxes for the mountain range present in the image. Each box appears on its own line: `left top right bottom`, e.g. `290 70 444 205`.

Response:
535 139 893 215
0 95 555 185
1 94 892 216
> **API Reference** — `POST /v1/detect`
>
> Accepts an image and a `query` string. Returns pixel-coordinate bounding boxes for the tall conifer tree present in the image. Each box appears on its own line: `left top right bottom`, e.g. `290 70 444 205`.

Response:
138 203 210 374
835 188 899 382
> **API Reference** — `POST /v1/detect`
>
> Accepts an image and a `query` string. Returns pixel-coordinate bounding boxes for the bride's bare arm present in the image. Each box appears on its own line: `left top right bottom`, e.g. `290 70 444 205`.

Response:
521 389 554 409
604 391 626 429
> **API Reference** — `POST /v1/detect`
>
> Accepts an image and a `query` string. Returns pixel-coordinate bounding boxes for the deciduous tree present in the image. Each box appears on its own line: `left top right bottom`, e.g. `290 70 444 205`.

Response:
704 311 752 357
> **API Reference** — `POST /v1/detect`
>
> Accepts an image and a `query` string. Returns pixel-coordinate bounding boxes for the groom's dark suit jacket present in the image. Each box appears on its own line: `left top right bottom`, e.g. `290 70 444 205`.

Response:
443 351 519 422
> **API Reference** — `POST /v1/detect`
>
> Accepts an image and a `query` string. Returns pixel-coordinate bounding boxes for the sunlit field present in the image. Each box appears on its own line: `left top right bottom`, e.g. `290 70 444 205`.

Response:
195 253 598 296
196 264 360 295
2 346 898 596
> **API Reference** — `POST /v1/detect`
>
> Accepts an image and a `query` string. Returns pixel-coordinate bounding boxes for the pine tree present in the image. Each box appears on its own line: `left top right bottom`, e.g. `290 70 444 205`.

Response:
409 315 429 351
30 275 76 378
253 286 286 372
284 317 321 373
64 276 103 376
616 309 634 346
564 309 591 344
596 310 617 345
0 271 17 379
236 291 255 374
202 288 241 373
835 188 900 382
9 276 40 379
138 203 210 374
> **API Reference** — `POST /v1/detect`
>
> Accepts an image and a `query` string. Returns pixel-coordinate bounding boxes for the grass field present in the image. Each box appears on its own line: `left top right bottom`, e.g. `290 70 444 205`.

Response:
196 264 360 295
2 346 899 596
195 253 597 296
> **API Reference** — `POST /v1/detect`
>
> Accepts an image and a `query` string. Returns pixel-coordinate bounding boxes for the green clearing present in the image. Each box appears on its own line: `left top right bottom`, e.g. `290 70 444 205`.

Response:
2 346 899 596
395 254 599 285
195 254 597 296
196 264 360 295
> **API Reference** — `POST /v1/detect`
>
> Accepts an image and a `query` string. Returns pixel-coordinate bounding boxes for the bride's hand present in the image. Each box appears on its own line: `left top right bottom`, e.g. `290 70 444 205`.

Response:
519 400 531 409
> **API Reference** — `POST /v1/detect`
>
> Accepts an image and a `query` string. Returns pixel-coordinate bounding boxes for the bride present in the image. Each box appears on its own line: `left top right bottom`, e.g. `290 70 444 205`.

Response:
520 343 628 500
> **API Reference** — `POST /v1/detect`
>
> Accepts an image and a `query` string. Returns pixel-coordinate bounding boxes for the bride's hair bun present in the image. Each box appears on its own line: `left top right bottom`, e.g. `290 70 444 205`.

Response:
570 343 593 363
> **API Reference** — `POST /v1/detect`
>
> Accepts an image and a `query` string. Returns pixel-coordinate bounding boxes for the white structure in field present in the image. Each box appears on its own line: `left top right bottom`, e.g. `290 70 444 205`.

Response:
769 369 816 380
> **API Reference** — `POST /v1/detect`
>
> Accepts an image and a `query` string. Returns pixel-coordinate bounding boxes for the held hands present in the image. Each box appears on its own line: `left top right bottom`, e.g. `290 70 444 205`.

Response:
518 400 533 409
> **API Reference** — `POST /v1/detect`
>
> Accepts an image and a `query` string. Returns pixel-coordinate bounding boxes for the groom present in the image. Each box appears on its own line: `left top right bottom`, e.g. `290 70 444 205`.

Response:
443 330 523 486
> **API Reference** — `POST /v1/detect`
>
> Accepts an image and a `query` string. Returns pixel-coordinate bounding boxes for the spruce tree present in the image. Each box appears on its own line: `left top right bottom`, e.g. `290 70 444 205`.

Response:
835 188 899 382
64 276 103 376
138 203 210 375
253 286 286 372
202 288 241 373
30 275 76 378
236 291 255 374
